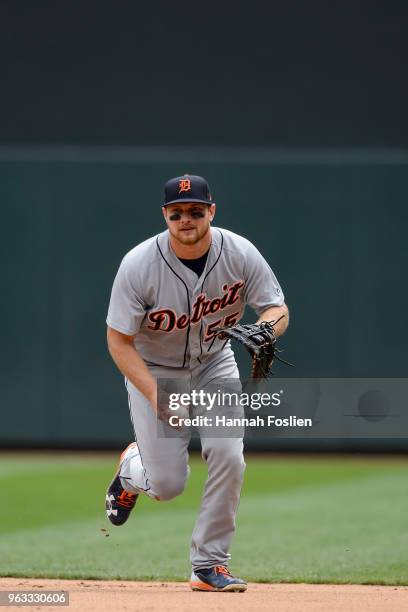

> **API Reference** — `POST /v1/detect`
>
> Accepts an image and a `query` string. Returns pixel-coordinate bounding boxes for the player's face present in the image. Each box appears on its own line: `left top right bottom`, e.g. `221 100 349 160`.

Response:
163 203 216 245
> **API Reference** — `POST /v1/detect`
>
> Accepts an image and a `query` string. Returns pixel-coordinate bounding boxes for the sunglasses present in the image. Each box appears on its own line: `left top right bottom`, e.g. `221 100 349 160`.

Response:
168 210 206 221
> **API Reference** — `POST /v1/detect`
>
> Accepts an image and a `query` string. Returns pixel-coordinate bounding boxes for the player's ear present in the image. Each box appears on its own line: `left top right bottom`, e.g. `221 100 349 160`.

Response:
162 206 168 221
209 203 216 222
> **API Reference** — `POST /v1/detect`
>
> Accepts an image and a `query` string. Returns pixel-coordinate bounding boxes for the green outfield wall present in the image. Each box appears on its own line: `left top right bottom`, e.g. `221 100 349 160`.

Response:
1 147 407 449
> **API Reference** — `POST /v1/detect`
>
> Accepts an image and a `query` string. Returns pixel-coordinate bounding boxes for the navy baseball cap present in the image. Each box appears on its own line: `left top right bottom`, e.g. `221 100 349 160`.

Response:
163 174 213 206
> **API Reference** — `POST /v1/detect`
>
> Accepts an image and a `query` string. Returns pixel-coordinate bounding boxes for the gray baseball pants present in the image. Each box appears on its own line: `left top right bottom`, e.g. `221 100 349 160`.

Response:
119 351 246 570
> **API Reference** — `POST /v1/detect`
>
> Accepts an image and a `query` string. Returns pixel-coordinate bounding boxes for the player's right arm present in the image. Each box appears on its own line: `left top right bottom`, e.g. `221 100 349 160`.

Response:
107 326 158 413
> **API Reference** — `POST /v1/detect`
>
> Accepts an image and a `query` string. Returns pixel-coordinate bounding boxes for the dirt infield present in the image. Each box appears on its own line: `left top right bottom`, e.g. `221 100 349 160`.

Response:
1 579 407 611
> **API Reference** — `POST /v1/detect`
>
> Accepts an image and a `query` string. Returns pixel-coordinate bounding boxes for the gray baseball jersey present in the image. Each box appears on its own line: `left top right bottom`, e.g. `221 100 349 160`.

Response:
106 227 284 368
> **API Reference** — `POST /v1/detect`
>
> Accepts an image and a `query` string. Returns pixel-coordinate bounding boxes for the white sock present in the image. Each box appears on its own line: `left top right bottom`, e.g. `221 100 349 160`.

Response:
119 445 147 494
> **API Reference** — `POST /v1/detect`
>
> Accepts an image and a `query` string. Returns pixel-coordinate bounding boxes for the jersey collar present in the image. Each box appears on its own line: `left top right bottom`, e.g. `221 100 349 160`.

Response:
156 228 223 292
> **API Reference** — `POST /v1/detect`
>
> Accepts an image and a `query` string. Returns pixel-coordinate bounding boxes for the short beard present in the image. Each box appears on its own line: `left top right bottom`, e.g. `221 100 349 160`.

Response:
169 222 211 246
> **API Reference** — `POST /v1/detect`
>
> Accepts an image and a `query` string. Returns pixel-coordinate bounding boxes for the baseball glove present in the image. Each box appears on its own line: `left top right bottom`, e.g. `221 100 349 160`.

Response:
213 315 292 378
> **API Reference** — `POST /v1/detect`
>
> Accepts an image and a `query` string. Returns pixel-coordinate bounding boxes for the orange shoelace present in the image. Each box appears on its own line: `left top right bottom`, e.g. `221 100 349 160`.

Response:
214 566 232 576
117 490 137 508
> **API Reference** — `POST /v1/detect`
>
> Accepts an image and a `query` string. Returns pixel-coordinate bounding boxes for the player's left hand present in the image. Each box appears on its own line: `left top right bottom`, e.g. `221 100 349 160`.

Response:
213 315 292 378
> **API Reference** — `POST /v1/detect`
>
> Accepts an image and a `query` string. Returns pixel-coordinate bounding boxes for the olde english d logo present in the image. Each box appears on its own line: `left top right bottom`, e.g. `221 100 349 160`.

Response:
179 178 191 193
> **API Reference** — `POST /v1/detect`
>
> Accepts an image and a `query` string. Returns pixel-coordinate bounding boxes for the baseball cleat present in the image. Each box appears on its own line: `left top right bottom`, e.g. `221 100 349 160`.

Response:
105 442 139 526
190 566 247 592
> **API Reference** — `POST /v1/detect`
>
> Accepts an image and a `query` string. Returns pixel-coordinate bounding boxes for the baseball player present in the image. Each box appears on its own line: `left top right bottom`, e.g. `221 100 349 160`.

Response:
105 174 289 592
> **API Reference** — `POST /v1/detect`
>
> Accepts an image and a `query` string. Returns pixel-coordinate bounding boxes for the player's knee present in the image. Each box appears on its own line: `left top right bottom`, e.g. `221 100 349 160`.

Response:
152 474 187 501
207 448 246 481
227 453 246 481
